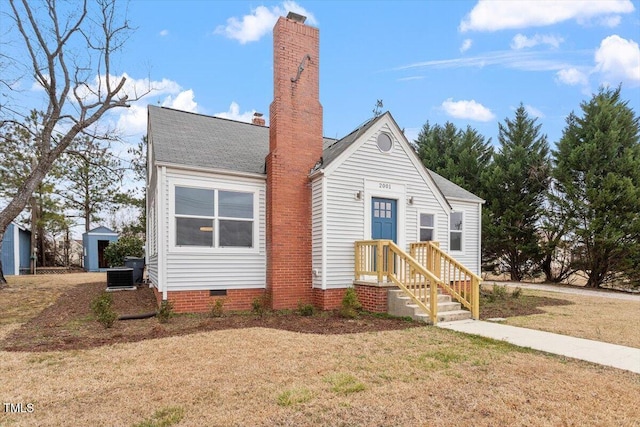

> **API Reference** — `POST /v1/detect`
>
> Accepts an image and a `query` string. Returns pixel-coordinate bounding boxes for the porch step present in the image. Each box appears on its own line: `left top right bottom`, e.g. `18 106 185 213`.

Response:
387 289 472 324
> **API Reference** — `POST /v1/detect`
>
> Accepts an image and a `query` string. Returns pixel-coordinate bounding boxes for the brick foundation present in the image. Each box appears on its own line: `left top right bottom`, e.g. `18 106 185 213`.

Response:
354 283 391 313
153 286 265 313
312 288 346 310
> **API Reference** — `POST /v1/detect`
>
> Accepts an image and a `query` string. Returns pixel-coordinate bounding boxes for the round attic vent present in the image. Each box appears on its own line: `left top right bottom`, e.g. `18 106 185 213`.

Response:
376 132 393 152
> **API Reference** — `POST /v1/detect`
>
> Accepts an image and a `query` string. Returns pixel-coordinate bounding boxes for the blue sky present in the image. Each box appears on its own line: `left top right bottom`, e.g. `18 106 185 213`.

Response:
1 0 639 235
109 0 640 147
3 0 640 149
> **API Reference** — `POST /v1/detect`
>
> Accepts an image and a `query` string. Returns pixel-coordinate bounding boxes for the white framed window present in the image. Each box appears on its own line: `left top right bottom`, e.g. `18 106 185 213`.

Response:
174 185 254 248
419 213 435 241
450 211 463 251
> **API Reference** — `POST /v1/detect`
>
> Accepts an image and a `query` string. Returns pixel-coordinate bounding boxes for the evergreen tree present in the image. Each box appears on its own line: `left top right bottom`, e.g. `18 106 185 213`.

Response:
415 121 492 197
483 104 550 280
59 136 123 233
554 86 640 288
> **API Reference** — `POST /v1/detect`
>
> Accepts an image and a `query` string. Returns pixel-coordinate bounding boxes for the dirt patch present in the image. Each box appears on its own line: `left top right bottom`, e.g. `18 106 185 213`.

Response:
1 282 420 352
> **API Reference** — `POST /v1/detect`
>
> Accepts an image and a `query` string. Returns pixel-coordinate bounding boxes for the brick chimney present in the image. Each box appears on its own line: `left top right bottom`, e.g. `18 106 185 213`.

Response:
252 112 265 126
266 13 323 309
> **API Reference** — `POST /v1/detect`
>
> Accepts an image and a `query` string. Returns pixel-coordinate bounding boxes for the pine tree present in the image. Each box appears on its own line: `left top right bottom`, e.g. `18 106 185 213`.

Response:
59 136 123 233
483 104 550 280
554 86 640 288
415 121 492 197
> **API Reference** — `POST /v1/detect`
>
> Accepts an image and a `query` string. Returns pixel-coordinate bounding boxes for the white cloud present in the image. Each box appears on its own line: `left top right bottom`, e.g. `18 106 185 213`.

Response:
214 102 256 123
460 39 473 53
395 49 584 73
598 15 622 28
511 34 564 50
397 76 425 82
159 29 169 37
215 1 317 44
441 98 495 122
162 89 198 112
594 35 640 85
556 67 589 86
524 104 545 118
460 0 634 32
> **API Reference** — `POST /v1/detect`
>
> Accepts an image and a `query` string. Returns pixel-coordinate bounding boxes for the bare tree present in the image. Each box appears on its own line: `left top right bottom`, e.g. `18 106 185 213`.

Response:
0 0 144 284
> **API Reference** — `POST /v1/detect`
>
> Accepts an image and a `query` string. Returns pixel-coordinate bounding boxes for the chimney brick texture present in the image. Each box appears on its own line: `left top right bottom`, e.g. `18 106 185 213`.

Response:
266 16 323 309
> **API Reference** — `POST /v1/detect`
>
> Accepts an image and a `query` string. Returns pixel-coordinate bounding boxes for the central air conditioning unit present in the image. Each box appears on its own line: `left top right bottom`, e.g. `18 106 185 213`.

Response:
106 268 135 290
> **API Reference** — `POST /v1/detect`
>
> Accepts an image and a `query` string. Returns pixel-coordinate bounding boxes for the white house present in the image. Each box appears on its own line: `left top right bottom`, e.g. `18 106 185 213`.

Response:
146 13 483 314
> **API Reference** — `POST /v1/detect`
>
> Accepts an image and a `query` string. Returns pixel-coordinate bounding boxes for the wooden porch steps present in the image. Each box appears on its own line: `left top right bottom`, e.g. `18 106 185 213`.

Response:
387 288 473 324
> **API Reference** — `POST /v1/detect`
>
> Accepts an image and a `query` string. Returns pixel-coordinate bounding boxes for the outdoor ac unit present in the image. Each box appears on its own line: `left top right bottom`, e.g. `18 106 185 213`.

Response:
106 268 134 289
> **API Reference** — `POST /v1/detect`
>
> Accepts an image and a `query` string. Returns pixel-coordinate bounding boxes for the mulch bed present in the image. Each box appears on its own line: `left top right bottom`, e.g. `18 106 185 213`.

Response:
1 282 422 352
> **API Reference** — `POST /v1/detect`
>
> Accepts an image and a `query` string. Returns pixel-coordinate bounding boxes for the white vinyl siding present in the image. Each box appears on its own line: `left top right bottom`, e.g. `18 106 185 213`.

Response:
159 168 266 291
311 177 324 288
323 122 449 289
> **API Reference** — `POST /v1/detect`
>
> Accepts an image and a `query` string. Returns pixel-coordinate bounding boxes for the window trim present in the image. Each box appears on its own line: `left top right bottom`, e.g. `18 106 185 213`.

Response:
449 211 464 253
418 212 436 242
169 179 259 254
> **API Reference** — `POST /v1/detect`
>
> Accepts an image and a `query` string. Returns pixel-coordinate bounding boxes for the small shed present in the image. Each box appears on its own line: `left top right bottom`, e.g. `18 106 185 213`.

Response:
1 222 31 276
83 226 118 272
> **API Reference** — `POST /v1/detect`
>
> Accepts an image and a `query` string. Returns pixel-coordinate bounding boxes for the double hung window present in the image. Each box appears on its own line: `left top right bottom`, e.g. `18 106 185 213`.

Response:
175 186 254 248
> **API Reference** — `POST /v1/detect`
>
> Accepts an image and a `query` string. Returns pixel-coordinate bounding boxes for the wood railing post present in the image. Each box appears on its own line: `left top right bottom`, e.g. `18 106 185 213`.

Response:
472 277 480 319
376 240 384 284
430 278 438 325
354 242 359 280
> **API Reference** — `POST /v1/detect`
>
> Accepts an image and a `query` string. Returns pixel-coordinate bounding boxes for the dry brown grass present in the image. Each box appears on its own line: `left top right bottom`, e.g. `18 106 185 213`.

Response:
1 274 639 426
495 287 640 348
1 328 639 426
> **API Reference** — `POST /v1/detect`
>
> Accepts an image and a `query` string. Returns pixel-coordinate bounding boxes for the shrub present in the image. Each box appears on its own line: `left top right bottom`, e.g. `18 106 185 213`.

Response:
511 287 523 299
251 293 271 316
90 292 118 328
339 287 362 318
209 299 225 318
297 302 315 317
157 300 174 323
103 235 144 267
491 284 507 301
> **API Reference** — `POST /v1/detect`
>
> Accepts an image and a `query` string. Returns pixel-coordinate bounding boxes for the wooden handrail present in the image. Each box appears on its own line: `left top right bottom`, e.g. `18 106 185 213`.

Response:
355 240 481 323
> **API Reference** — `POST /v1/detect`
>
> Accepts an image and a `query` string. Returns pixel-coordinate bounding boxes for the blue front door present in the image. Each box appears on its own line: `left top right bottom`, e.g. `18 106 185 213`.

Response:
372 198 397 243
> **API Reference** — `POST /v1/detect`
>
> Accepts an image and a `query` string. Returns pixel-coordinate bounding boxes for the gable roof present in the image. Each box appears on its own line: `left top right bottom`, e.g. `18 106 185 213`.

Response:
321 115 385 166
85 226 117 235
148 106 483 203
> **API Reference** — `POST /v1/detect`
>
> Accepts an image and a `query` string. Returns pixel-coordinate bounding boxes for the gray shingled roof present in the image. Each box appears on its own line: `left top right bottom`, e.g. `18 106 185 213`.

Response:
427 170 484 203
321 114 384 166
149 105 269 175
148 105 483 203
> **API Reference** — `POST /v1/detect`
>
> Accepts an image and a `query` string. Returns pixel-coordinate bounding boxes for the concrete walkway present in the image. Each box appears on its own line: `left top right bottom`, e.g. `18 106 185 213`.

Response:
438 319 640 374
